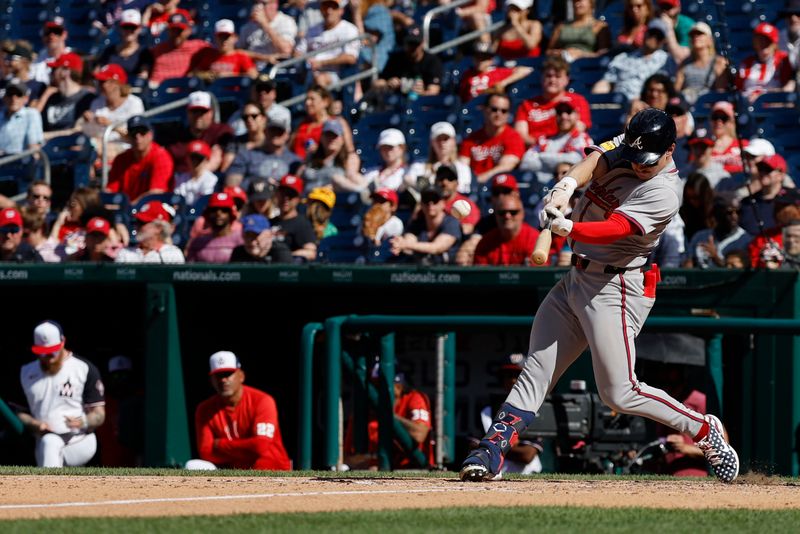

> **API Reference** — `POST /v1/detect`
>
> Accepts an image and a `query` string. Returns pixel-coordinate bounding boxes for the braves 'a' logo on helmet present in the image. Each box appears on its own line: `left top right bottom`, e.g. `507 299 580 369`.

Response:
628 136 644 150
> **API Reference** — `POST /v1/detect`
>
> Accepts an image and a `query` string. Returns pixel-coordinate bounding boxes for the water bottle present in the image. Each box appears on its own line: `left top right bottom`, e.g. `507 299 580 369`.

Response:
407 76 422 102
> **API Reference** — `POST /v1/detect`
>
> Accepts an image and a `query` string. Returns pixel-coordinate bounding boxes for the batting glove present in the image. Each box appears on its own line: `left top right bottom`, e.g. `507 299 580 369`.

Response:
542 176 578 213
544 206 573 237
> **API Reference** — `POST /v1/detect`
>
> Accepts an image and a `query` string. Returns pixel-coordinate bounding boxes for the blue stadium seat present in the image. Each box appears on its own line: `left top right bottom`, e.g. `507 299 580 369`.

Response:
100 191 131 229
42 133 95 189
569 55 613 94
506 72 541 103
458 93 490 136
586 92 629 141
144 77 205 119
330 192 367 231
208 76 253 122
317 230 367 264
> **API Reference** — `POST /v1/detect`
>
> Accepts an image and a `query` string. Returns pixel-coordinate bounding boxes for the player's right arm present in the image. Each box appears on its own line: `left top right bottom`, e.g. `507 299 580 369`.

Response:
16 412 50 436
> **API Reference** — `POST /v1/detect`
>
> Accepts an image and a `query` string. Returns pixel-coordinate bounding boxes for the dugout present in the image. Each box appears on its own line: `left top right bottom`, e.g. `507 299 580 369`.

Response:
0 265 797 475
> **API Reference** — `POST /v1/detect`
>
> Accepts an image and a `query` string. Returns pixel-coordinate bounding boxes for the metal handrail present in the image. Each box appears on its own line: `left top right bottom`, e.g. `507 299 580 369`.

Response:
422 0 472 51
0 147 50 202
100 93 221 188
267 32 376 80
277 66 380 108
428 20 504 55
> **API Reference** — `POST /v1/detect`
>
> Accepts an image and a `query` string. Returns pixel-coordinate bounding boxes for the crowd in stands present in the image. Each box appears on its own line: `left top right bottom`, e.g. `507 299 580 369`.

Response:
1 0 800 269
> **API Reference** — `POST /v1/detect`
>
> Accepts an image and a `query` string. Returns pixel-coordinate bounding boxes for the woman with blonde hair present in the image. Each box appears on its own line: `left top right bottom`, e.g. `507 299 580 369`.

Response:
617 0 653 48
547 0 611 61
406 122 472 195
82 64 145 162
675 21 729 104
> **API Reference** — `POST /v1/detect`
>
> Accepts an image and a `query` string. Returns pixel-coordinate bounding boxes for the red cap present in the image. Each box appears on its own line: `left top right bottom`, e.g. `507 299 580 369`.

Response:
86 217 111 236
492 174 519 192
44 17 65 30
763 154 787 172
47 52 83 72
187 139 211 159
657 0 679 7
224 185 248 207
168 13 192 30
0 208 22 229
135 201 175 223
754 22 779 44
372 188 399 206
279 174 304 195
94 63 127 84
206 192 236 211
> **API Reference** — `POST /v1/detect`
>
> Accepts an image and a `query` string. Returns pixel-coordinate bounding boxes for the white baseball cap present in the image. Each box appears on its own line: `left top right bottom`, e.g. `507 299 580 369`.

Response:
744 138 776 157
187 91 212 110
430 121 456 140
506 0 533 9
120 9 142 27
377 128 406 147
689 21 712 37
215 19 235 35
109 355 133 373
209 351 241 375
32 321 65 355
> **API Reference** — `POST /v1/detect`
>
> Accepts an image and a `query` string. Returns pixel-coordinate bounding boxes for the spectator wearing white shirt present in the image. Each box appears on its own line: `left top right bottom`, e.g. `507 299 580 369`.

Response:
363 128 408 192
0 82 44 155
82 64 145 162
295 0 360 88
116 219 185 263
30 17 71 84
239 0 298 71
174 140 218 205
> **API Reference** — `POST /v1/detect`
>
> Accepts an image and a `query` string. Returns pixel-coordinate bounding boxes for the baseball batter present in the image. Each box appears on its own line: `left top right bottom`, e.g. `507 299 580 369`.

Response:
17 321 106 467
461 109 740 483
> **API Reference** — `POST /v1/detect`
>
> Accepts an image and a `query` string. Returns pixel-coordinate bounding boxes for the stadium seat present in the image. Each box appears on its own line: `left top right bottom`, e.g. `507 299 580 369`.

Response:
144 77 205 119
208 76 253 122
100 191 132 229
330 192 367 231
586 92 629 141
317 229 367 264
42 133 95 194
569 55 612 94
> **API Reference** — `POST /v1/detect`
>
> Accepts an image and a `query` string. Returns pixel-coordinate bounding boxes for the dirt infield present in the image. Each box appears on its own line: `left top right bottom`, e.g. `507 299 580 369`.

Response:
0 474 798 519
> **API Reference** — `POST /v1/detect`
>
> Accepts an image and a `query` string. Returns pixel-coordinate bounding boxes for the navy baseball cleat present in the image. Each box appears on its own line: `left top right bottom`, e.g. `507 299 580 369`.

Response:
697 414 739 483
459 448 500 482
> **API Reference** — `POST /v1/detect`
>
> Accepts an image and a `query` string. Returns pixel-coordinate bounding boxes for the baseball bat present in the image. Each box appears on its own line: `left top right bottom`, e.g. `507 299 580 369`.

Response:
531 228 552 265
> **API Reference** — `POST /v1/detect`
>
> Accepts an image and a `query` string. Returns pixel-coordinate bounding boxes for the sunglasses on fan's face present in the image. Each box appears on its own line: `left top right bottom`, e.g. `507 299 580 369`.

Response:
711 113 730 123
496 209 520 217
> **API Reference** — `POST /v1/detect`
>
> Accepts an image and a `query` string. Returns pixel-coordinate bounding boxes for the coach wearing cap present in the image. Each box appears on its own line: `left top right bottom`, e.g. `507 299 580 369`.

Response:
106 116 174 203
189 351 291 470
0 81 44 156
16 320 105 467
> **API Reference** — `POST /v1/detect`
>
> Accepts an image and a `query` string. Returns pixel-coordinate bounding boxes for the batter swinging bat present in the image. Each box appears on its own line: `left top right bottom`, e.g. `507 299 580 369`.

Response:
531 222 552 265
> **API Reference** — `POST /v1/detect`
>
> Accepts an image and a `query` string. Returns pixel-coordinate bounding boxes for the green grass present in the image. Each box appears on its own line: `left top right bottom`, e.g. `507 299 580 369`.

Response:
2 506 799 533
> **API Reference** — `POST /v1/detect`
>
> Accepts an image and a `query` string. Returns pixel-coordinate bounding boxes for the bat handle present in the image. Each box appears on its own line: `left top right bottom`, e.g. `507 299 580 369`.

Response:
531 228 552 266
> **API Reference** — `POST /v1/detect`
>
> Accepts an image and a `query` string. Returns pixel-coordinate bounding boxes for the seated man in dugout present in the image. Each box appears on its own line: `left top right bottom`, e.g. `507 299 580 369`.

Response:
186 351 291 470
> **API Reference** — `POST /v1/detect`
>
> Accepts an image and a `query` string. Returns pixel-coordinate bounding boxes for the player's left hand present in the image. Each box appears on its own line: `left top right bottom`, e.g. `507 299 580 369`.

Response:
545 206 573 237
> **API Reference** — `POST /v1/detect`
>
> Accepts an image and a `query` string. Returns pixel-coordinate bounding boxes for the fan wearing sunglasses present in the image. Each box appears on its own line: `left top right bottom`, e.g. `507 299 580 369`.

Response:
473 195 538 266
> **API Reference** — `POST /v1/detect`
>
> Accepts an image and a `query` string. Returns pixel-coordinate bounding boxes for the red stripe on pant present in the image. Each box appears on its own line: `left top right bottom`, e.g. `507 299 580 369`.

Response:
619 274 705 424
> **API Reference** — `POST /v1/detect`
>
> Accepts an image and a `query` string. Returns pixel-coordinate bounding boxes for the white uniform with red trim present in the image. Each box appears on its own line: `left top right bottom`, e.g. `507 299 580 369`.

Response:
20 352 105 467
506 135 708 438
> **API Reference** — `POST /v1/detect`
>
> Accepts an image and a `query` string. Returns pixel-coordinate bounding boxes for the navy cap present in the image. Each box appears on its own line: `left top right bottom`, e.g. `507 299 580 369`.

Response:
127 116 152 132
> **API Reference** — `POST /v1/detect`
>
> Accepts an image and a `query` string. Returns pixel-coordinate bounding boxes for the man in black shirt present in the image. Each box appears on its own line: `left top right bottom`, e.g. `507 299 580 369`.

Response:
270 174 317 261
0 208 43 262
229 214 292 264
370 26 443 98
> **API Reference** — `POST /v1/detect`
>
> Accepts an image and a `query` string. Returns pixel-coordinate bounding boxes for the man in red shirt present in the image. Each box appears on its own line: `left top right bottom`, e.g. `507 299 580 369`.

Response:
514 56 591 146
436 164 480 235
736 22 795 102
190 351 291 471
150 13 210 85
459 91 525 184
106 116 174 203
165 91 235 174
190 19 258 80
474 195 539 265
459 41 532 103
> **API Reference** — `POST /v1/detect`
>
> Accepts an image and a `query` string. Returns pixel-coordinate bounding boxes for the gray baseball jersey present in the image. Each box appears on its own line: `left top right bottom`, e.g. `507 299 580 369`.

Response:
570 135 684 268
505 135 707 440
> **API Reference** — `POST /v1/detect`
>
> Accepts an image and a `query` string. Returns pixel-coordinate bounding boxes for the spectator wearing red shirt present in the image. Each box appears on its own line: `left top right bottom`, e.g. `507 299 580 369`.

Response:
106 116 174 203
189 351 291 471
513 56 591 146
290 84 355 160
459 91 525 184
458 41 532 102
344 366 434 469
190 19 258 80
736 22 796 102
165 91 235 174
150 13 211 85
474 195 539 265
143 0 192 36
436 164 480 235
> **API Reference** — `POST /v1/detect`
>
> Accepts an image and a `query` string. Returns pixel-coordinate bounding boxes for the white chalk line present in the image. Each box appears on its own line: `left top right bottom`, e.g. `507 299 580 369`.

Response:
0 486 494 511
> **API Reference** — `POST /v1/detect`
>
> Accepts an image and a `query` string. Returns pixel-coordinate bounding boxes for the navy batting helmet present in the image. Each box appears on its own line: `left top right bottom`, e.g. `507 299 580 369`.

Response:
620 108 677 166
